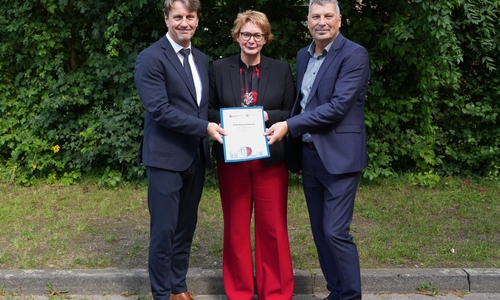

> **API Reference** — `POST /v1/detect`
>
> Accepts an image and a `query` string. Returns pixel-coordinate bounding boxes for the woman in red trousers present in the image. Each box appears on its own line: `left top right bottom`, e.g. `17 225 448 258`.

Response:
208 10 296 300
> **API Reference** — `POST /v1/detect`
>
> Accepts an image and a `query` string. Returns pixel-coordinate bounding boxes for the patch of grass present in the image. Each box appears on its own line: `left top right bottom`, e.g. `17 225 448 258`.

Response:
0 176 499 270
1 184 150 269
45 281 70 299
104 234 118 243
355 176 500 268
70 254 111 268
416 282 440 296
0 284 36 299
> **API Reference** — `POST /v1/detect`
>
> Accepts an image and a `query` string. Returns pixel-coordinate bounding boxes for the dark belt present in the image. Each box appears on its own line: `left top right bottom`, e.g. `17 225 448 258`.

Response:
303 142 317 150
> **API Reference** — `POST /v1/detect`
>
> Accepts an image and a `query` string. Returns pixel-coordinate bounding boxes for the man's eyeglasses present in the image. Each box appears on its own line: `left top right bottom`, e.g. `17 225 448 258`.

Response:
239 32 265 42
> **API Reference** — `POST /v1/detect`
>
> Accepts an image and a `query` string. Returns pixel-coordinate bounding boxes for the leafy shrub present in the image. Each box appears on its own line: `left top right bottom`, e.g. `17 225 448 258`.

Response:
1 0 499 185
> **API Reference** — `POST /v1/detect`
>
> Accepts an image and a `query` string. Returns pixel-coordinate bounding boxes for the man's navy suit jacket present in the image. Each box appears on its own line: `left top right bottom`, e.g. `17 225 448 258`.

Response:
287 33 371 175
135 36 210 171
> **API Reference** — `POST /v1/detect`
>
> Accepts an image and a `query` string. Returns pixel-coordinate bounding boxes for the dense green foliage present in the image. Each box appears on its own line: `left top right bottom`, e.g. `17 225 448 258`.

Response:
346 0 500 183
1 0 499 186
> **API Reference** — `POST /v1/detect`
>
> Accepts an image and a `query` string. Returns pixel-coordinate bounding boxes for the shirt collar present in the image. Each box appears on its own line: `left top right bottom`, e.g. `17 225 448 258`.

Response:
166 33 191 54
307 38 335 58
239 57 261 69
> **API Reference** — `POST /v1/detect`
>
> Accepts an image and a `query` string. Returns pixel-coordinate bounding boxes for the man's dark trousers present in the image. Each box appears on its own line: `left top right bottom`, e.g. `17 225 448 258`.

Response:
301 144 362 300
146 149 204 299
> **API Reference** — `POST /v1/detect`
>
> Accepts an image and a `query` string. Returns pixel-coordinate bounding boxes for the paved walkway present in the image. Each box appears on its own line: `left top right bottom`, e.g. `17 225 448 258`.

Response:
193 294 500 300
21 293 500 300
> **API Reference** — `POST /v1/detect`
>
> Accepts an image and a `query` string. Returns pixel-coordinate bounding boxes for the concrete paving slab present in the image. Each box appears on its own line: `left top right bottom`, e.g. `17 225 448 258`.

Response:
465 268 500 293
22 294 500 300
361 268 469 293
1 268 499 298
0 269 150 295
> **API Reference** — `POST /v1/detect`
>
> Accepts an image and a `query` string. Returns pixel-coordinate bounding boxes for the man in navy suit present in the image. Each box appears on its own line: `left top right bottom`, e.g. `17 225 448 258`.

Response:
265 0 370 299
134 0 226 299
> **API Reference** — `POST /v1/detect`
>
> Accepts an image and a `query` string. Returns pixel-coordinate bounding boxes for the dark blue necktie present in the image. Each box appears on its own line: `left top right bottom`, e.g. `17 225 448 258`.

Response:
179 48 196 94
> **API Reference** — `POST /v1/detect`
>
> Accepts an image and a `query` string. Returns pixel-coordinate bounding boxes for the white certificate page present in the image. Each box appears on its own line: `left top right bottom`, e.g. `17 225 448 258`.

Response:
220 106 270 162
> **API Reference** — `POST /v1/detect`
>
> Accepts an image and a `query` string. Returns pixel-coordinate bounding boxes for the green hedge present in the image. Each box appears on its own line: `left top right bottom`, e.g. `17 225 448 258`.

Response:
1 0 499 186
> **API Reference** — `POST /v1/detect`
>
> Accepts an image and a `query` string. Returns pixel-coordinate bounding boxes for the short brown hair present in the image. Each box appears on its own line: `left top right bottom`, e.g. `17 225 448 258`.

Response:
231 10 274 43
163 0 201 17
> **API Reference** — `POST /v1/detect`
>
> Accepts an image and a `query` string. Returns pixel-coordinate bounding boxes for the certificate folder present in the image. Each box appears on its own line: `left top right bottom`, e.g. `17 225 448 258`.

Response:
220 106 270 162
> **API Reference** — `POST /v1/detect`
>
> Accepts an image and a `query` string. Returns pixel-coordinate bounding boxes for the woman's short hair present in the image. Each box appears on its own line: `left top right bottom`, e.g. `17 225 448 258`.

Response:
231 10 274 43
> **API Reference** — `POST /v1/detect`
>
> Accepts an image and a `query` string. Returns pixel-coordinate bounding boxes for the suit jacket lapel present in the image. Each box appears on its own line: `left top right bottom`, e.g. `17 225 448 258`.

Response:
296 50 308 95
160 36 197 102
307 34 344 106
256 55 270 107
229 55 241 107
292 48 310 116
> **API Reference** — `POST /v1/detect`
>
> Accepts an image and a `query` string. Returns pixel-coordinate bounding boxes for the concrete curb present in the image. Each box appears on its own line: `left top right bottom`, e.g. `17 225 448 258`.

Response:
1 268 499 296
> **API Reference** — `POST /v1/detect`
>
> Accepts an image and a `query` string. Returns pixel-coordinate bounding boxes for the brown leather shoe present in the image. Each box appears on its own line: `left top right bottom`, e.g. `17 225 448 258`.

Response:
170 291 193 300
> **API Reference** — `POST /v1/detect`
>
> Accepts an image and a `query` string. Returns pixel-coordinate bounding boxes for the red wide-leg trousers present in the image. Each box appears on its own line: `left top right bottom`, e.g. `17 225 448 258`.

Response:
217 159 294 300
